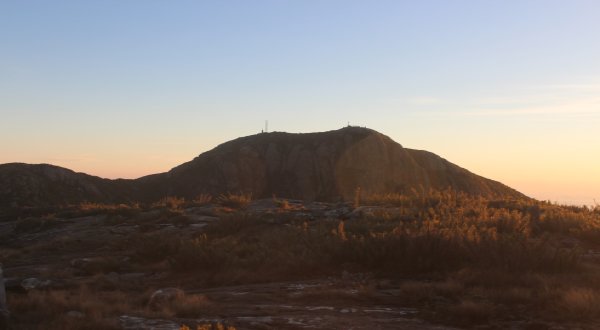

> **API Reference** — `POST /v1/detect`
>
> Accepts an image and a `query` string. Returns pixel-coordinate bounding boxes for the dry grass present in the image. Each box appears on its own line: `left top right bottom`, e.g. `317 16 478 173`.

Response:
6 285 218 329
7 287 128 329
180 323 236 330
149 292 213 318
193 193 213 206
7 189 600 328
216 192 252 209
152 196 186 210
361 192 412 207
124 190 600 325
272 196 291 210
132 193 591 281
61 202 142 218
559 288 600 318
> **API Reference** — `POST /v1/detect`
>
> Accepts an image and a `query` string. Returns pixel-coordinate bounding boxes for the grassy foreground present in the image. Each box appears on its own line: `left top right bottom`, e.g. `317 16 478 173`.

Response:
3 190 600 328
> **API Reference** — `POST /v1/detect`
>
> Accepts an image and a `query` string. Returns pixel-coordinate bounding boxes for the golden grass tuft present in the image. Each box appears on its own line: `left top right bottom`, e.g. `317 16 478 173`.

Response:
152 196 186 210
216 192 252 209
193 193 213 206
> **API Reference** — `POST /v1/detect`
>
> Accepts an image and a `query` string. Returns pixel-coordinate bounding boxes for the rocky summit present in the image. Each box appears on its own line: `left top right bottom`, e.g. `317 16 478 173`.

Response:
0 127 524 207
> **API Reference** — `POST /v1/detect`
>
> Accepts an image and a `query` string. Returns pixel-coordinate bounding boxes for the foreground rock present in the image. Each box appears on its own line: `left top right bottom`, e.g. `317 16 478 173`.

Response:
120 315 180 330
148 288 186 309
20 278 52 291
0 264 8 330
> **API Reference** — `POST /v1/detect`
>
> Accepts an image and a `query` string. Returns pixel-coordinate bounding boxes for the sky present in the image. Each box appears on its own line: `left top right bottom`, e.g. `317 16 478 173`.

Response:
1 1 599 206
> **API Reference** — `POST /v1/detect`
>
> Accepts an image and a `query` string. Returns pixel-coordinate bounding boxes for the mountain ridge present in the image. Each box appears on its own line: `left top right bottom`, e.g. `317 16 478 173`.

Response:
0 127 525 207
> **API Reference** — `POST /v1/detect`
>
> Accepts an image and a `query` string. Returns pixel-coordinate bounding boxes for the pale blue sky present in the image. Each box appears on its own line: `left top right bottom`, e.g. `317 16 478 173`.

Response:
1 1 599 205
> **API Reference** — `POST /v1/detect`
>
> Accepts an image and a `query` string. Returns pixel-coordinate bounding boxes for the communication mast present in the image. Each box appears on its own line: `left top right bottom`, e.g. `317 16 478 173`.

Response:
265 120 268 133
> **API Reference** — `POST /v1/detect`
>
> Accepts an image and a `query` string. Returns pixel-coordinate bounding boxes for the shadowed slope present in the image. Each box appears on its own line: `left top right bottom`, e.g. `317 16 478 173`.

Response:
0 163 136 208
147 127 523 201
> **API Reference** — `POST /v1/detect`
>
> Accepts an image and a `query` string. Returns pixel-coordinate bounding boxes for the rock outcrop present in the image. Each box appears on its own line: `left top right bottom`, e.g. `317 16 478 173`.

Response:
0 127 525 207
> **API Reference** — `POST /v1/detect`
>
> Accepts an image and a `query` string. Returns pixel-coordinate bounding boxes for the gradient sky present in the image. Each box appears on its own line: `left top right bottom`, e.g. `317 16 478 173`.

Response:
1 1 599 205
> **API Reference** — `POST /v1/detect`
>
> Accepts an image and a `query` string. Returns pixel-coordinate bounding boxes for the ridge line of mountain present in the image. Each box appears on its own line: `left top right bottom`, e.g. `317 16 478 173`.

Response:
0 127 526 207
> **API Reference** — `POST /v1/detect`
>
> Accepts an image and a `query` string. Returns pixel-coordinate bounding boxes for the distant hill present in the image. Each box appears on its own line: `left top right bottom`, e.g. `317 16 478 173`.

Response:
0 127 525 207
0 163 136 208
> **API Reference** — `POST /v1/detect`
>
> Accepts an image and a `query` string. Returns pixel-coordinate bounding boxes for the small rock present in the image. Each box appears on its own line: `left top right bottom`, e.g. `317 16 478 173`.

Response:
190 223 208 229
21 278 52 291
187 215 219 223
70 258 92 269
324 207 351 218
66 310 85 319
184 206 219 217
148 288 185 309
339 308 357 313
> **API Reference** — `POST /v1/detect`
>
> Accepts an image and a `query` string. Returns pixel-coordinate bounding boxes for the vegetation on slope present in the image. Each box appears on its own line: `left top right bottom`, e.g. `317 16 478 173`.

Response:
3 190 600 328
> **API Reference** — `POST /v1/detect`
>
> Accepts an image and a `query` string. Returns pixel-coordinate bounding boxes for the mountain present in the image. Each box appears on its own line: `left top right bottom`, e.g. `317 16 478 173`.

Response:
0 163 136 208
0 127 525 207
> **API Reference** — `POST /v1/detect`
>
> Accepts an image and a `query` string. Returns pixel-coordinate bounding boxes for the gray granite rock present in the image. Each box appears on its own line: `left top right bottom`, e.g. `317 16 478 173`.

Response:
0 264 9 329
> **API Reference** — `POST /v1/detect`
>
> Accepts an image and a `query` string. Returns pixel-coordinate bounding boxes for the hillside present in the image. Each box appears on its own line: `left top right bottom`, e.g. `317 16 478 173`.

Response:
159 127 523 201
0 127 524 207
0 163 136 208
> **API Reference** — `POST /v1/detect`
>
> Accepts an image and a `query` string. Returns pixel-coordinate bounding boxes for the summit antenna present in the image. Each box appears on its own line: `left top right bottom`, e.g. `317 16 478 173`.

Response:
265 120 268 133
